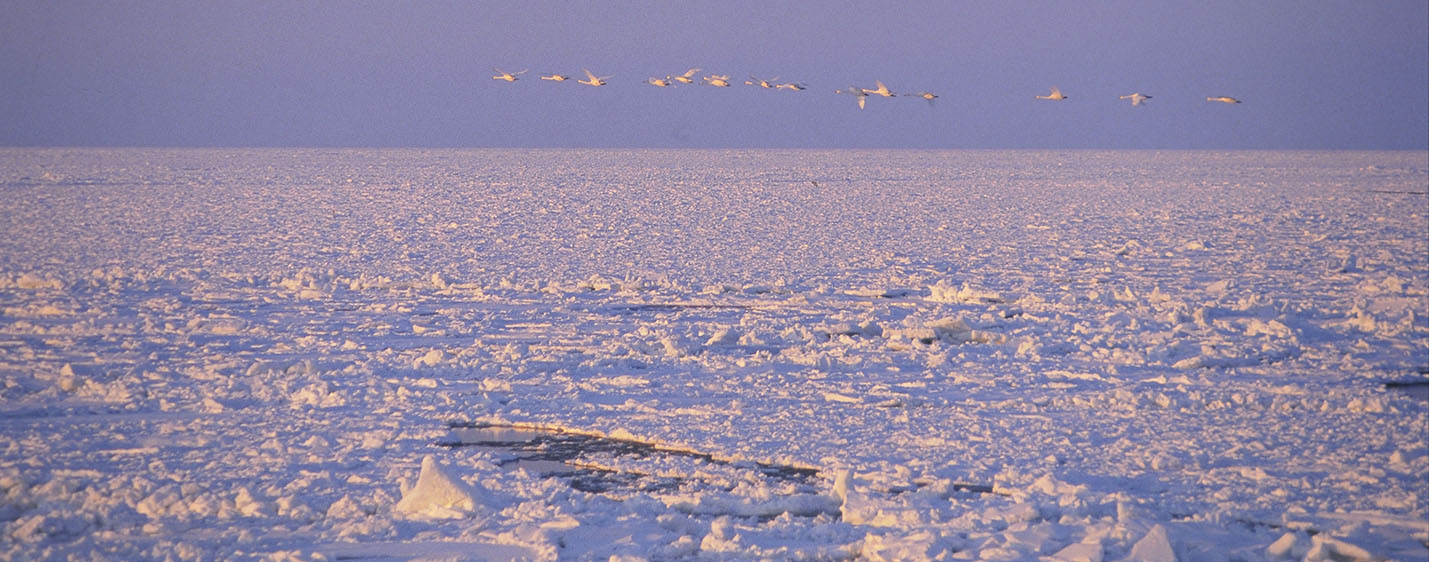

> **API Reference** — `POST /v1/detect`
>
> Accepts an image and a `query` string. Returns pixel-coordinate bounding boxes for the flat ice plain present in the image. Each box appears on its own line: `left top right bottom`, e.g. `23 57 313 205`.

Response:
0 148 1425 561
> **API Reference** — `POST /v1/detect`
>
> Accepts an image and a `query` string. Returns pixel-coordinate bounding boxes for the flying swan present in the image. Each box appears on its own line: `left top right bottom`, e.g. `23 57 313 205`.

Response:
1036 87 1068 100
671 68 701 85
578 69 611 87
862 81 896 98
492 69 527 82
1119 93 1152 106
836 86 869 109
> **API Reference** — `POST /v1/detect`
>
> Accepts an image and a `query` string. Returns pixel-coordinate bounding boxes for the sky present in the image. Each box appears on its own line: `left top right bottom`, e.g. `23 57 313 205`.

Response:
2 1 1426 149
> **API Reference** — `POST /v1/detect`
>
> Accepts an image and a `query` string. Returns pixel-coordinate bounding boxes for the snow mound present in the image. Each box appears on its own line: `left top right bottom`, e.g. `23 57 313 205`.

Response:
394 455 484 518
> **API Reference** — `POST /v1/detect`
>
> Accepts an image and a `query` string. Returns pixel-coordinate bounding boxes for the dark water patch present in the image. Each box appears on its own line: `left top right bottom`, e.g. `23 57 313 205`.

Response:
885 480 997 496
950 483 997 494
1385 380 1429 402
435 422 997 521
438 422 820 496
603 303 753 314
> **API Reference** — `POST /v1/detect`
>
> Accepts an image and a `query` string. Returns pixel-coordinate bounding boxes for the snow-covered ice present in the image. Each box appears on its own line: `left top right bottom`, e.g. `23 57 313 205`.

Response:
0 148 1426 560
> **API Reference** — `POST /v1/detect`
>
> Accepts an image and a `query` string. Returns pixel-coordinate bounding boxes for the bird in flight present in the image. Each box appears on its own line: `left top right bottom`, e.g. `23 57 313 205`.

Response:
1119 93 1152 106
1207 96 1242 104
648 77 673 87
493 68 527 82
862 81 896 98
775 82 806 91
907 91 938 106
746 76 778 89
578 69 611 87
540 73 570 82
1036 87 1068 100
836 86 869 109
704 74 732 87
671 68 701 85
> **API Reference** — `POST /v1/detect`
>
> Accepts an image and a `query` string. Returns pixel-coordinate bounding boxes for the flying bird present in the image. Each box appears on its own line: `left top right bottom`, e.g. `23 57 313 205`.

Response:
704 74 732 87
775 82 807 91
1036 87 1068 100
836 86 869 109
907 91 938 106
1207 96 1242 104
648 77 673 87
671 68 701 85
540 73 570 82
578 69 611 87
1119 93 1152 106
857 81 891 97
746 76 778 89
492 68 527 82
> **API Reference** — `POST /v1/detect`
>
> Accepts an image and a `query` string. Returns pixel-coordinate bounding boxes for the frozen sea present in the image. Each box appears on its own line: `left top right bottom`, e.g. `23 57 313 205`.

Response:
0 148 1426 561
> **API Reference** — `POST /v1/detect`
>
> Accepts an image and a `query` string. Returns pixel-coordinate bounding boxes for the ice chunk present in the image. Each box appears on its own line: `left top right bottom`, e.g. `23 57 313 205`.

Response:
1050 541 1104 562
1303 534 1372 562
833 470 877 525
325 495 367 519
1120 524 1175 562
833 470 920 527
234 487 272 517
394 455 483 518
1266 532 1308 560
56 364 81 392
200 397 226 413
861 530 938 561
416 349 445 367
823 392 861 404
704 328 740 346
927 281 1004 304
1114 240 1143 257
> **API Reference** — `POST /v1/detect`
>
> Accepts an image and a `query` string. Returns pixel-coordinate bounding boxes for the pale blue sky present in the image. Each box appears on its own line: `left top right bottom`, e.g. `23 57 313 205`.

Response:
3 1 1426 148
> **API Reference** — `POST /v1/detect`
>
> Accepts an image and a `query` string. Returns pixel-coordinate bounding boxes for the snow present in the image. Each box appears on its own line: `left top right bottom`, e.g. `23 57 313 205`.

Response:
0 148 1426 560
394 455 487 518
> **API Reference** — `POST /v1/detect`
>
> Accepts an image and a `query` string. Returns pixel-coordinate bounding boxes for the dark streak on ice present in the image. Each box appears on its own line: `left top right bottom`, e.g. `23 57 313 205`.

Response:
438 422 820 494
1385 379 1429 402
605 303 752 313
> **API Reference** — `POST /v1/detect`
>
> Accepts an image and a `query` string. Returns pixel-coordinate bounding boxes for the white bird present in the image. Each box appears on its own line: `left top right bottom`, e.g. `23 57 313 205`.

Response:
704 74 731 87
836 86 869 109
1119 93 1152 106
540 73 570 82
578 69 611 87
1036 87 1068 100
648 77 673 87
907 91 938 106
1207 96 1242 104
746 76 778 89
671 68 701 85
492 68 527 82
862 81 896 98
775 82 806 91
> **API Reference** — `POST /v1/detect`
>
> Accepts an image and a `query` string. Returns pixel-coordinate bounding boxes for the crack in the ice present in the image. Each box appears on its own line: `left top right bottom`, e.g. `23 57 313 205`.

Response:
438 422 821 492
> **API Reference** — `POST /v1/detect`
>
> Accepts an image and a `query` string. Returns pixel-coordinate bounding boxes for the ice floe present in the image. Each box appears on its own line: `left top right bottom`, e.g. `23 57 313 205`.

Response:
0 148 1424 560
